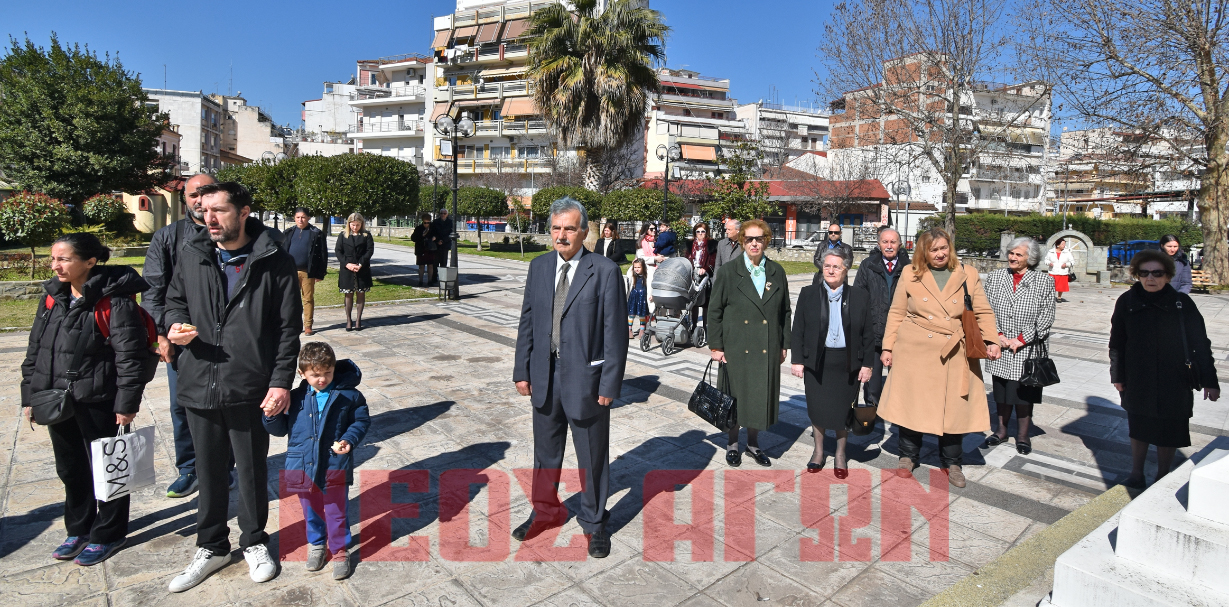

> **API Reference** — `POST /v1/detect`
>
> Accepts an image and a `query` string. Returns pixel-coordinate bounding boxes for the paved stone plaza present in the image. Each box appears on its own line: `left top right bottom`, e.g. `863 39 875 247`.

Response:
1 242 1226 606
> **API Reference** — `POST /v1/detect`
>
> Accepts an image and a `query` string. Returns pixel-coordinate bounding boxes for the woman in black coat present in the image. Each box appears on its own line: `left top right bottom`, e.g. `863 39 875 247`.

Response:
410 212 436 286
335 212 375 331
790 248 874 478
593 221 624 264
20 233 154 566
1110 249 1220 488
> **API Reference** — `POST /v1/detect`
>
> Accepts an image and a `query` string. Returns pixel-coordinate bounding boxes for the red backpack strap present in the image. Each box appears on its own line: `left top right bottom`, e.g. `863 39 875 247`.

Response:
95 295 114 339
45 294 54 311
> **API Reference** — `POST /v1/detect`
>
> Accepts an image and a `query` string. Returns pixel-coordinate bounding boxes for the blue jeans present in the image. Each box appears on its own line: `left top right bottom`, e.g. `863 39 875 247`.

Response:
300 485 351 553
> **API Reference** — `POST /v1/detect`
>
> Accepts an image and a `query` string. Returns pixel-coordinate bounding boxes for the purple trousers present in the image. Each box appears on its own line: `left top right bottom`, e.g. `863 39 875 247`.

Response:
298 485 351 553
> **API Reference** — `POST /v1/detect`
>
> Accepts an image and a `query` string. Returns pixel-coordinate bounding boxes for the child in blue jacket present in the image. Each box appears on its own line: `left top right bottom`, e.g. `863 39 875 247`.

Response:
263 342 369 580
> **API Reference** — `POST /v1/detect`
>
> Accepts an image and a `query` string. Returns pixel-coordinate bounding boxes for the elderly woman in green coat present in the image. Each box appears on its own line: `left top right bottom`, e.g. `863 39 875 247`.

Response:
708 219 792 468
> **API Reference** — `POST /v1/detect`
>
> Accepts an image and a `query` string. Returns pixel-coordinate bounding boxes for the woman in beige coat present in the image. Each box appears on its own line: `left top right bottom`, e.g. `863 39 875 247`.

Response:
879 228 1001 488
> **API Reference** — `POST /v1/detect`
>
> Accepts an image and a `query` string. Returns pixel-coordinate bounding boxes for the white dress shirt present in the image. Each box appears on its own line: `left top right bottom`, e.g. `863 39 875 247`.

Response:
554 252 580 295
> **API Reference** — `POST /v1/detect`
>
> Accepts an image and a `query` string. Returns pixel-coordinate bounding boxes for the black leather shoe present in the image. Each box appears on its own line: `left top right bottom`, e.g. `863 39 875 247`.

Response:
1016 439 1032 455
725 449 742 467
512 514 561 542
748 448 771 467
586 529 611 558
983 434 1006 448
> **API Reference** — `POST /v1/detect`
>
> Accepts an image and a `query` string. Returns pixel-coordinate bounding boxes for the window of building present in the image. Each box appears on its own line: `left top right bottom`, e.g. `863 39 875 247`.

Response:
921 175 931 183
711 112 723 119
491 146 511 159
370 73 378 85
520 146 541 158
683 109 692 117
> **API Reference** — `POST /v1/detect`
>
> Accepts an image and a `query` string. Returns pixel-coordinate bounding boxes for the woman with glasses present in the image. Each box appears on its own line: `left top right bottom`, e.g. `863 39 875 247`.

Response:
688 223 716 325
708 220 792 467
1110 249 1219 487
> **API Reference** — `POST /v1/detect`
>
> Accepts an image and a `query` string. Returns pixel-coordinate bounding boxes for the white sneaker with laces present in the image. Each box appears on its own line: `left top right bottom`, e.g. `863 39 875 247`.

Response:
169 548 231 592
244 544 278 583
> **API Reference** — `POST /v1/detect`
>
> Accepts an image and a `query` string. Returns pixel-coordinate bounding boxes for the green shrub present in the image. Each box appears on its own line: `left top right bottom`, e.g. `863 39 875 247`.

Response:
530 186 603 221
82 194 127 225
0 191 69 277
601 187 683 222
457 186 509 218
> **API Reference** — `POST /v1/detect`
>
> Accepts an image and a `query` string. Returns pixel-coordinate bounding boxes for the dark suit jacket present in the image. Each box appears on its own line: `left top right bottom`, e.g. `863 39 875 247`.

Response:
791 276 876 373
513 248 629 420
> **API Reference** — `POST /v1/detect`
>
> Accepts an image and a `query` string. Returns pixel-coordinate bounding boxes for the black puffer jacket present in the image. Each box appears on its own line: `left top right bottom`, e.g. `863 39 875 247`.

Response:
142 218 205 335
165 217 302 409
1109 283 1219 419
852 247 910 347
21 266 153 414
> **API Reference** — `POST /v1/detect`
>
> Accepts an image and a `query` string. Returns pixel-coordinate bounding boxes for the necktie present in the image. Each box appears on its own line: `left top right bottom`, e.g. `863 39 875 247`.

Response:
551 264 570 354
887 260 895 273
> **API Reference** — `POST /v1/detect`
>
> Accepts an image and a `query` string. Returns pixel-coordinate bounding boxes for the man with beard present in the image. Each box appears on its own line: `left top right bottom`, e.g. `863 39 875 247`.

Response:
165 182 301 591
143 173 233 499
852 227 909 406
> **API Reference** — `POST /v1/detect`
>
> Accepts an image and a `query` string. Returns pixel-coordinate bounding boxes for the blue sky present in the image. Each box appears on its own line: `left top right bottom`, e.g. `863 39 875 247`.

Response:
4 0 830 127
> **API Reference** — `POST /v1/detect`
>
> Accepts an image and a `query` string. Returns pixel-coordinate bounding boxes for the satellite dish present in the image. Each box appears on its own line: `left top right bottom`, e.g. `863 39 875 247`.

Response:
274 153 287 162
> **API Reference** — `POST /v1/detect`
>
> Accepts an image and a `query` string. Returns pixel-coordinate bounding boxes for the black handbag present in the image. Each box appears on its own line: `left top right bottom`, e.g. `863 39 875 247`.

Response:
28 308 91 426
1020 340 1061 388
1175 300 1203 390
687 360 738 431
846 400 878 436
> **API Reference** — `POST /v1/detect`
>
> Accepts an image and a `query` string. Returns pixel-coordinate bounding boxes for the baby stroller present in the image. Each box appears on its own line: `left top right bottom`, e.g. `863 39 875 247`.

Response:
640 257 707 355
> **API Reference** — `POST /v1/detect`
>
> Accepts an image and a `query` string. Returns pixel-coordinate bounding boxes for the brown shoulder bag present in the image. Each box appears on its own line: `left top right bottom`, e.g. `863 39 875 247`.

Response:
961 280 989 360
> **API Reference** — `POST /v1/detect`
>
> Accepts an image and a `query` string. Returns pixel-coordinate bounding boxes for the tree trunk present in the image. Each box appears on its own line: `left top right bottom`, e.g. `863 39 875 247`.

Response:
476 219 483 252
944 179 959 240
583 147 605 192
1200 125 1229 285
30 246 36 280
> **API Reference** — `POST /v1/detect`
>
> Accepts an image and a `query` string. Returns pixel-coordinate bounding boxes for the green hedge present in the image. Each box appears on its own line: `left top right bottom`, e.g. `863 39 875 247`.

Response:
530 186 603 221
920 213 1204 252
602 188 683 222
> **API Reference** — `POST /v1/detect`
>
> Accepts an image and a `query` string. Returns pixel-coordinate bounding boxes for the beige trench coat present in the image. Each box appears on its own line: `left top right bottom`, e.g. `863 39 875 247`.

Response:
878 264 998 435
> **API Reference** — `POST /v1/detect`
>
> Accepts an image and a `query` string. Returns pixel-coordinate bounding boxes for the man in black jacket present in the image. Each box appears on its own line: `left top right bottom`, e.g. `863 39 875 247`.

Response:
165 182 301 592
143 173 229 500
281 207 328 335
852 227 908 406
813 223 855 270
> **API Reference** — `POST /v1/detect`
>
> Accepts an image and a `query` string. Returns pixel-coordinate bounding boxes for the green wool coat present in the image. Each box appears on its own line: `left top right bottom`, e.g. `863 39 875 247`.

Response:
707 254 792 430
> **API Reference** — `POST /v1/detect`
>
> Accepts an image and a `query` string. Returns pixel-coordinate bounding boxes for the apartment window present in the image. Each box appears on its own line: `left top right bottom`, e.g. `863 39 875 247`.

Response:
683 109 692 117
520 146 541 158
490 146 511 159
370 73 378 85
711 112 723 119
202 108 207 119
921 175 931 183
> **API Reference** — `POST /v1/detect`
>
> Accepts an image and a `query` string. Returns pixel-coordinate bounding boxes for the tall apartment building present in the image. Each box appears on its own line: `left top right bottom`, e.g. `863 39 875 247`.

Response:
210 94 286 162
349 55 434 165
827 54 1052 216
644 68 745 179
736 101 830 168
429 0 578 182
1050 127 1200 219
298 80 359 156
143 89 224 174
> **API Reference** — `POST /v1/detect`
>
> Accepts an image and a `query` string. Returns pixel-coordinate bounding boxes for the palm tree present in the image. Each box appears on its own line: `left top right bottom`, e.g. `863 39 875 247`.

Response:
527 0 668 190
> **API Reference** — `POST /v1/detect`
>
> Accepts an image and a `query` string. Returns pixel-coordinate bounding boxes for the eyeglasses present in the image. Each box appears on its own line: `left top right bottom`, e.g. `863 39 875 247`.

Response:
828 231 842 235
1137 270 1168 278
695 230 707 234
743 236 766 244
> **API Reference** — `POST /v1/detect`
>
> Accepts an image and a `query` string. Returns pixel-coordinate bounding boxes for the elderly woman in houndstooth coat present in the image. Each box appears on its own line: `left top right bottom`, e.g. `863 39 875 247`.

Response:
981 237 1055 456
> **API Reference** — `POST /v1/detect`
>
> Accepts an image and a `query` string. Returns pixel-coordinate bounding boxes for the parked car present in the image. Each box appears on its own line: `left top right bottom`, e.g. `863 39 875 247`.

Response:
1108 240 1160 267
465 220 508 232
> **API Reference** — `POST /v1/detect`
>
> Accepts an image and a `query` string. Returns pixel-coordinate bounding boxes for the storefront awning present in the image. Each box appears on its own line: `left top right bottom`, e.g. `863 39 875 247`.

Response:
431 30 452 49
501 97 539 117
430 103 452 122
477 23 502 44
454 25 478 39
501 19 530 40
680 144 717 161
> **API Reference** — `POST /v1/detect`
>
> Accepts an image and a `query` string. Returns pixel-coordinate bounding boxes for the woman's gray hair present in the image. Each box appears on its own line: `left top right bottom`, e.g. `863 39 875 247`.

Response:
1007 236 1043 269
548 196 588 227
821 248 853 269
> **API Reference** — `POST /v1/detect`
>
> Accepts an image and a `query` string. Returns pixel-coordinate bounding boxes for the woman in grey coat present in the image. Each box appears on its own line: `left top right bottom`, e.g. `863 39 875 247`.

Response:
1159 235 1192 294
982 237 1055 455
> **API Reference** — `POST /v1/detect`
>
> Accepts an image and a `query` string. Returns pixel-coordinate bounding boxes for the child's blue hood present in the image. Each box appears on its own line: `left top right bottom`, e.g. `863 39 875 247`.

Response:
330 359 362 390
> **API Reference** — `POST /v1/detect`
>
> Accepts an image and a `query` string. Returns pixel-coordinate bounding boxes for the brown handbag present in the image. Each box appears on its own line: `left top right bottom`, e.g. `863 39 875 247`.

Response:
960 281 989 359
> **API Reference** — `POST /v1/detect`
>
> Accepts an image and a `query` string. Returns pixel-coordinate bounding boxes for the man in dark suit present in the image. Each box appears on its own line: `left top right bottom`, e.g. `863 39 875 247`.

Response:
512 197 628 558
852 226 908 405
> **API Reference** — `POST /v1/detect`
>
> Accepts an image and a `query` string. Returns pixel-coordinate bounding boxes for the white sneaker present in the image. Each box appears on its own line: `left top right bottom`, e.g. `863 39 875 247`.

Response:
169 548 231 592
244 544 278 583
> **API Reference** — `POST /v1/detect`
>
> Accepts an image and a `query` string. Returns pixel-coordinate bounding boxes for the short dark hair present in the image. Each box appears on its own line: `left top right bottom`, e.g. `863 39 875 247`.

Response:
1158 234 1181 248
1130 249 1175 279
294 207 311 217
197 182 252 209
298 341 337 372
54 232 111 264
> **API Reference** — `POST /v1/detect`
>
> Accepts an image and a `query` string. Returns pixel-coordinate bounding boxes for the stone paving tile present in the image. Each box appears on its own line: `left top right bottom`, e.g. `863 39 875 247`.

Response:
829 565 932 607
580 558 695 607
705 561 828 606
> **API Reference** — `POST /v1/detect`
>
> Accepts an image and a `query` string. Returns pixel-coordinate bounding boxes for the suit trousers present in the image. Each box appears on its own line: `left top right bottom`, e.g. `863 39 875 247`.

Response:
297 271 316 330
48 399 129 544
863 348 888 406
186 405 270 554
895 425 964 468
530 358 611 534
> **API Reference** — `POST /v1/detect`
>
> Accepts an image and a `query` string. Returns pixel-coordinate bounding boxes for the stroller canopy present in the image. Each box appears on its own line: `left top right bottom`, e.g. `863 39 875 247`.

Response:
651 257 695 310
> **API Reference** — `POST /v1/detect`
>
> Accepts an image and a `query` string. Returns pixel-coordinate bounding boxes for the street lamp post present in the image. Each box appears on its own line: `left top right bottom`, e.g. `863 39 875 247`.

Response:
656 143 681 225
435 113 475 300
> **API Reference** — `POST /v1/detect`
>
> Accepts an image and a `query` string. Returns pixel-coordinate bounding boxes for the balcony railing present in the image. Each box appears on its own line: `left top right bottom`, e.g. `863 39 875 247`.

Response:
450 1 555 27
348 121 424 135
447 80 535 100
433 156 554 172
351 85 427 101
470 119 548 136
377 53 432 65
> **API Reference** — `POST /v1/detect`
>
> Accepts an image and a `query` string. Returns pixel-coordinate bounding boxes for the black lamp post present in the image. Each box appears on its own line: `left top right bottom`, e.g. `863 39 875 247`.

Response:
656 143 681 225
435 112 475 300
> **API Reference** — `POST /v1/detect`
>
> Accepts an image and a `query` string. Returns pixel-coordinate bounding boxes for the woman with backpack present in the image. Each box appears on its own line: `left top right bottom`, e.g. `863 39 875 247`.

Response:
19 233 156 566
